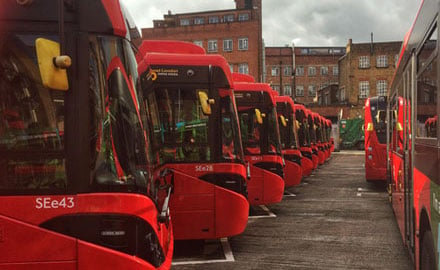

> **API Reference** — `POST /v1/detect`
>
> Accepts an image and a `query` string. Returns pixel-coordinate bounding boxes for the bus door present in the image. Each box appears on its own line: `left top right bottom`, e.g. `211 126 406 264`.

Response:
403 58 414 256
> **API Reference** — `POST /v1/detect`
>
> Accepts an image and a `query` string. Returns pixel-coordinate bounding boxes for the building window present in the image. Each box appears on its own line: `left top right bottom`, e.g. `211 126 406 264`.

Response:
359 56 370 68
319 83 328 90
395 54 400 67
308 66 316 76
180 18 190 26
238 13 250 21
194 17 204 25
308 85 316 97
359 81 370 98
209 16 219 24
238 63 249 74
271 66 279 76
376 55 388 68
223 14 234 22
283 66 292 76
324 93 330 105
208 40 218 52
223 39 233 51
193 40 203 48
320 66 328 76
332 65 339 76
284 85 292 96
376 80 388 96
296 66 304 76
229 64 234 73
340 87 346 101
296 85 304 96
272 85 280 93
238 37 248 50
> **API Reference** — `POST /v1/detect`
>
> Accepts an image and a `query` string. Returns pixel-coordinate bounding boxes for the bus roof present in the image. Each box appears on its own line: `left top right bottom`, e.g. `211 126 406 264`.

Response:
139 52 233 88
138 40 206 56
232 73 255 83
275 95 295 108
0 0 138 39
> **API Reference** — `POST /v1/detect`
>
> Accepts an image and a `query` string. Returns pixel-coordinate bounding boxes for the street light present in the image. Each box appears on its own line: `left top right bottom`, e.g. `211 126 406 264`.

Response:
291 41 296 101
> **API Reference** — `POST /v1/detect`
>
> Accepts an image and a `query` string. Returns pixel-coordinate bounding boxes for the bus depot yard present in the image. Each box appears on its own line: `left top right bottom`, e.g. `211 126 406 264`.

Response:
172 151 412 269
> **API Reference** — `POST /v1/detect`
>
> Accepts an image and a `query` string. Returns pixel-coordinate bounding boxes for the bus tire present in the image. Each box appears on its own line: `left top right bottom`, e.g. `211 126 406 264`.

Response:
420 230 436 270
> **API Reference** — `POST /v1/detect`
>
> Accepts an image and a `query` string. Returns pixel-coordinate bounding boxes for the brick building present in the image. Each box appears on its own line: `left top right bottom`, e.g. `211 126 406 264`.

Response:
141 0 263 81
339 39 402 119
293 47 345 106
265 46 345 119
264 46 294 96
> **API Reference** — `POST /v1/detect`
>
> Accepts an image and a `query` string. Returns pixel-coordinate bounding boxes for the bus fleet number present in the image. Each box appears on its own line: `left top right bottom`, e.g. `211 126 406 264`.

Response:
35 197 75 209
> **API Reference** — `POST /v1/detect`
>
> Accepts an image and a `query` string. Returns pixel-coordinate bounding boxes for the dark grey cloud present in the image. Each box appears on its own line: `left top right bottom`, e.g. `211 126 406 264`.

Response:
122 0 422 47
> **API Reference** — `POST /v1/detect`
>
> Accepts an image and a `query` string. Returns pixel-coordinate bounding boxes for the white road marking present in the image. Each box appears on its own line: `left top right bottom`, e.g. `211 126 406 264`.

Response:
172 238 234 265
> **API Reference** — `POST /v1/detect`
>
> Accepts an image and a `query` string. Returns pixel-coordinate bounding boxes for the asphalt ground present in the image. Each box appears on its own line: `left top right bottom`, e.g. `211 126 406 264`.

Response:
171 151 413 269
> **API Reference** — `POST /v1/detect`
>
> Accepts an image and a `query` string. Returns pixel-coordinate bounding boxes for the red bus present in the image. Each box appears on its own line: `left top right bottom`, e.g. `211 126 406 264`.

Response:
364 96 388 181
326 119 335 153
318 116 329 161
0 1 173 269
275 95 302 187
294 104 314 177
388 0 440 268
139 43 249 240
323 117 332 160
306 109 319 170
234 82 285 205
313 112 326 166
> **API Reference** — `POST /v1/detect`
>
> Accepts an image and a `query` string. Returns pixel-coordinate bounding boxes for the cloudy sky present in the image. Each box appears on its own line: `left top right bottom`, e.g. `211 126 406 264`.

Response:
122 0 421 47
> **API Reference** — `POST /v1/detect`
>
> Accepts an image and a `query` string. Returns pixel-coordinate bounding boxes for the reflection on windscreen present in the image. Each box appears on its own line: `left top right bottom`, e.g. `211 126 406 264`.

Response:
0 34 66 192
147 87 211 164
239 107 281 155
371 108 387 143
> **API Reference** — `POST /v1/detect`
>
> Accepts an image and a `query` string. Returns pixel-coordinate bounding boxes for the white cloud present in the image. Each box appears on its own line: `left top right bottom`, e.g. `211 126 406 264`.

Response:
122 0 422 46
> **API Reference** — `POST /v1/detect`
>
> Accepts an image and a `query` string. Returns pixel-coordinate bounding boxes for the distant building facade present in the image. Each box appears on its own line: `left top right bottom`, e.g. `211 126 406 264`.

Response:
141 0 263 81
264 46 294 96
338 39 402 119
265 46 345 120
293 46 345 106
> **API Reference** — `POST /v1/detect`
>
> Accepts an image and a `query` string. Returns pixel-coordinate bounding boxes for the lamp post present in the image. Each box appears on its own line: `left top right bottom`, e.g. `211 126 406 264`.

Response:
279 60 283 95
291 42 296 101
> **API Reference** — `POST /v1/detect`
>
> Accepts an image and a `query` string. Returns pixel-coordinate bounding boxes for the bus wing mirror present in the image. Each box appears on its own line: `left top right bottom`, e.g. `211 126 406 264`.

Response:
279 115 287 127
35 38 71 91
255 108 263 124
198 90 214 115
366 123 373 131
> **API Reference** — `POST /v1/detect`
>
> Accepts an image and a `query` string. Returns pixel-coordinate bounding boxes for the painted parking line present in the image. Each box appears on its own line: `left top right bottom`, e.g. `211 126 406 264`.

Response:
283 190 297 197
172 238 234 266
248 205 277 219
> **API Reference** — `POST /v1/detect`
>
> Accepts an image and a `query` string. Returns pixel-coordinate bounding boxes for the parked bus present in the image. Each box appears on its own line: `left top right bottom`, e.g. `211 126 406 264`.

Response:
139 41 249 240
326 119 335 153
294 104 314 177
387 0 440 268
313 112 326 165
323 117 332 160
275 95 302 187
0 1 173 269
306 109 319 170
364 96 388 181
234 82 285 205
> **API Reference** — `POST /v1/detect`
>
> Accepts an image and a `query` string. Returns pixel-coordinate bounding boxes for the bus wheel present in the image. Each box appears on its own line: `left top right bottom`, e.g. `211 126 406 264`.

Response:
420 230 436 270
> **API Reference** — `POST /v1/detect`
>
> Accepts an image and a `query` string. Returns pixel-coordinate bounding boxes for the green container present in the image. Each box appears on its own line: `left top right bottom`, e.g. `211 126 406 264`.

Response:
339 118 365 150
